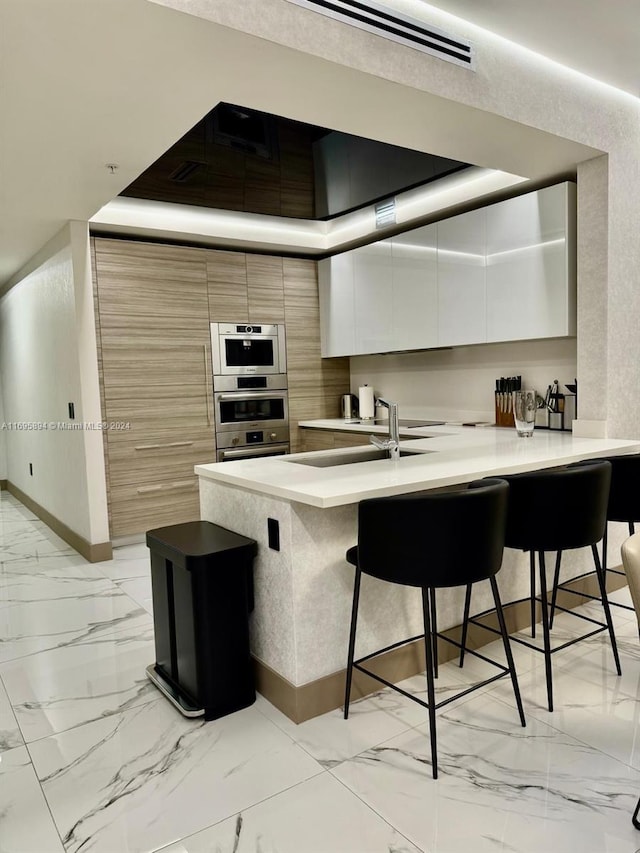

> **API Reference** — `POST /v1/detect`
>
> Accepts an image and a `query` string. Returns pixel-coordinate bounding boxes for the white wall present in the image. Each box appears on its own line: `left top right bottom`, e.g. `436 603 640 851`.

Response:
0 372 6 479
0 224 109 544
350 338 577 423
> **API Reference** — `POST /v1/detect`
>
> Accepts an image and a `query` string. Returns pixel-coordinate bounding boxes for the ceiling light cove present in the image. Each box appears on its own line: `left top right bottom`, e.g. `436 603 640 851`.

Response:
91 167 526 256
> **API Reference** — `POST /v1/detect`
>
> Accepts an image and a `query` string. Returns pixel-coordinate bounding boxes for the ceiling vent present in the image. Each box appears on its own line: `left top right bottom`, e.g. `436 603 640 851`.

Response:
285 0 474 69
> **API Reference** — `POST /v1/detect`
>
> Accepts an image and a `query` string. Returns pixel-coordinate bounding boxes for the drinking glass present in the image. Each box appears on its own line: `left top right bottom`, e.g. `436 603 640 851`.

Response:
512 390 536 437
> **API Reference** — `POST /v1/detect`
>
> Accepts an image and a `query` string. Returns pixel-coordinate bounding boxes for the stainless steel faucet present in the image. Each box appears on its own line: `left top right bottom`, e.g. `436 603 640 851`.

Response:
369 397 400 460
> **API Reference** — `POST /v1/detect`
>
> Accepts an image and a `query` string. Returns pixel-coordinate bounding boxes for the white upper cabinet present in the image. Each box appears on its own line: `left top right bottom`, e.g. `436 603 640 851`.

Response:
318 182 576 357
437 208 486 347
353 240 394 354
485 183 576 342
391 224 438 351
319 252 356 357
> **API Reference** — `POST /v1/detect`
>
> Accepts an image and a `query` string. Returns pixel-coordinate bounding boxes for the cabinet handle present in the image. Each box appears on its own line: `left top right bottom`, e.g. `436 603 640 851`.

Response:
203 345 212 427
137 480 195 495
134 441 194 451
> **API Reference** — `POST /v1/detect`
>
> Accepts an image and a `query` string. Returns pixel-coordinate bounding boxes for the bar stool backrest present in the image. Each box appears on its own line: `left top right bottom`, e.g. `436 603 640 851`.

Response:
603 454 640 523
497 460 611 552
621 533 640 631
356 478 508 589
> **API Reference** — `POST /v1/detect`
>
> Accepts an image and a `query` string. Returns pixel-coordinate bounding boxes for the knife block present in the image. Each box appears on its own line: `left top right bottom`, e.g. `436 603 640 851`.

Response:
495 394 515 429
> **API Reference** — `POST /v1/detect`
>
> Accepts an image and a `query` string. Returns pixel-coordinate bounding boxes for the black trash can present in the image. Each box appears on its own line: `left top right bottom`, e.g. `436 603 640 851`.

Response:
145 520 257 720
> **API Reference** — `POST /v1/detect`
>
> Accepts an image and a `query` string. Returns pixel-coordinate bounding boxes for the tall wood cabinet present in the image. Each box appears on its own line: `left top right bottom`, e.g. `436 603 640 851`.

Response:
92 238 349 538
93 239 214 536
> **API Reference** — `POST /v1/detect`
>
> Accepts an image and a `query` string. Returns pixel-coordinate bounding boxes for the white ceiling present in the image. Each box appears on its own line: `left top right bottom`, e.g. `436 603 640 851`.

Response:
391 0 640 96
0 0 637 289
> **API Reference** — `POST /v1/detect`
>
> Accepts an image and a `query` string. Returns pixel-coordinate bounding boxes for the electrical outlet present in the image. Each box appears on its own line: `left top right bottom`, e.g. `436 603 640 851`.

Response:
267 518 280 551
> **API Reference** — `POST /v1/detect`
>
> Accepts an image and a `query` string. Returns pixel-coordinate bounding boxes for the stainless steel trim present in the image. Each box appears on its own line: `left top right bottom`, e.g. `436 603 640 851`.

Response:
203 345 211 426
218 443 290 462
137 480 195 494
146 665 204 718
216 391 285 402
134 441 194 451
216 426 290 449
213 373 288 392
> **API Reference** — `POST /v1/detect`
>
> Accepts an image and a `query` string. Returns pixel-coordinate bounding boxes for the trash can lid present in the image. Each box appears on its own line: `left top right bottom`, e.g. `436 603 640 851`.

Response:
146 521 257 569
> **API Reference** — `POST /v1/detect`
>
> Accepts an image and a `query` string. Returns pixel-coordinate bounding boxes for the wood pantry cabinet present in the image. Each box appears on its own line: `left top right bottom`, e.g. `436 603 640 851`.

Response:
319 182 576 357
92 238 350 537
93 239 214 537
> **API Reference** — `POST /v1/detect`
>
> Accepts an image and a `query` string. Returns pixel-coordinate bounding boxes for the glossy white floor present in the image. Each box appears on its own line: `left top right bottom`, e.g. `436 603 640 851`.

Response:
2 490 640 853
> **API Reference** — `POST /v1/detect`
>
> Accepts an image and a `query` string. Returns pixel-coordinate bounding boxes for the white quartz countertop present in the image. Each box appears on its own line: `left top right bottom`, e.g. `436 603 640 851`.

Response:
195 424 640 508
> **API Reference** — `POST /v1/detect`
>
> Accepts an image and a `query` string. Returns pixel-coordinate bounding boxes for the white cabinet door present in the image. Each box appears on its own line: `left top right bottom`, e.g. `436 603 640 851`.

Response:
485 183 575 342
353 240 394 354
391 224 438 350
318 254 356 357
437 208 486 347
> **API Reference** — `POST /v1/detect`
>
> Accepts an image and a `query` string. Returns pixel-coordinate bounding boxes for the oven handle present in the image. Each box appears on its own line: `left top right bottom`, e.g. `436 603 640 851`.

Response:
216 392 286 401
219 444 289 461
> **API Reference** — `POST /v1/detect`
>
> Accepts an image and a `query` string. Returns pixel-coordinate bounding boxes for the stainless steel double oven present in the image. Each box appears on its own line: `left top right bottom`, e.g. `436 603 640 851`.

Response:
211 323 289 461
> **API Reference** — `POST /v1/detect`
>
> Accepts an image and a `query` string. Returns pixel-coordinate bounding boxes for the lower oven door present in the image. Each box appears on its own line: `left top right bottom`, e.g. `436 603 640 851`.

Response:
214 391 288 431
218 443 290 462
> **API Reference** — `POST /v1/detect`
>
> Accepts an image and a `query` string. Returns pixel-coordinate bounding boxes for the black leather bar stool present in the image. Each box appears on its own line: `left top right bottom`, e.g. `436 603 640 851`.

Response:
550 453 640 621
461 460 620 713
343 479 525 780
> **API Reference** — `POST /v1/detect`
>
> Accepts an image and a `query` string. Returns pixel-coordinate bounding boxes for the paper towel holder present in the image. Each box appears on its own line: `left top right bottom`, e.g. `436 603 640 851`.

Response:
358 384 375 421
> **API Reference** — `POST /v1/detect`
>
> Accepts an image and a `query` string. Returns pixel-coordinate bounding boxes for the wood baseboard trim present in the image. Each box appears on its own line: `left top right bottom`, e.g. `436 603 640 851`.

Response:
0 479 7 490
254 569 629 724
6 481 112 563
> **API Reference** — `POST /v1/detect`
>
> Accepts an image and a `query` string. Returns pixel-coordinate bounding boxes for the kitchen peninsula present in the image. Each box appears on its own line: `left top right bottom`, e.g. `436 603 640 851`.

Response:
195 427 640 722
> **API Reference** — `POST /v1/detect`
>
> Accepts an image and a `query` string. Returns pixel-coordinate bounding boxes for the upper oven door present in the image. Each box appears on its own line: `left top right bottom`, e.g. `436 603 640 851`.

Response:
211 323 286 376
214 391 289 431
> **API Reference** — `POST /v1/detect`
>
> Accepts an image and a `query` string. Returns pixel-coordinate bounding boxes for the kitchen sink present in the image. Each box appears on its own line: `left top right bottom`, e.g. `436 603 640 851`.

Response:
288 447 428 467
352 418 445 428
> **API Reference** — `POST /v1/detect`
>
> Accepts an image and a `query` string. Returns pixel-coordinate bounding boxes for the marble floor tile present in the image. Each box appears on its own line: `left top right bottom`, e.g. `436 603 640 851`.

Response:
0 585 153 663
0 673 24 751
161 771 423 853
0 562 116 606
257 658 524 769
93 555 151 583
0 551 90 575
331 690 640 853
29 699 322 853
116 575 153 614
0 628 158 741
0 745 65 853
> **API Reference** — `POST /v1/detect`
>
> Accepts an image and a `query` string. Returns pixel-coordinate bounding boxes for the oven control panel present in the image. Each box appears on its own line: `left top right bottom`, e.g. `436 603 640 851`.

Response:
218 426 290 450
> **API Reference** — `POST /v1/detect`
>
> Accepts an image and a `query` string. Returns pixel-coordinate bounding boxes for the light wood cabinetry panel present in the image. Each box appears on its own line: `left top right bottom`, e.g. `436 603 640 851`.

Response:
108 427 214 488
247 255 285 323
299 429 369 452
284 258 350 453
95 239 208 330
110 478 200 538
94 238 214 537
206 250 248 322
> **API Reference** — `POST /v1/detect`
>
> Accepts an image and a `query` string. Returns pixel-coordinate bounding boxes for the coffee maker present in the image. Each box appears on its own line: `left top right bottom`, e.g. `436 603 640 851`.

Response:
340 393 359 421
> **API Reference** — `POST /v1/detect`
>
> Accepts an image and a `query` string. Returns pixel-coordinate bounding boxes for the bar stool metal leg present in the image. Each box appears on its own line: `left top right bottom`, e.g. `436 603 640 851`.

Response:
421 587 438 780
530 551 537 638
344 566 362 719
490 576 526 727
633 795 640 829
538 551 554 712
549 551 562 629
591 544 622 675
459 583 472 668
429 588 439 678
